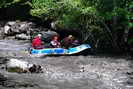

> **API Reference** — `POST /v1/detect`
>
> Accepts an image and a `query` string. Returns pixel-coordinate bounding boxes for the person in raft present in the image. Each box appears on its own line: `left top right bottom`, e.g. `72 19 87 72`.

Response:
50 35 61 48
61 35 74 48
32 34 44 49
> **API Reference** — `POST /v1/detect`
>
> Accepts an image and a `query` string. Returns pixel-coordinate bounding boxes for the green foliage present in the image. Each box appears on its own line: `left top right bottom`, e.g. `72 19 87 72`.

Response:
0 0 30 8
0 0 13 8
31 0 93 27
127 1 133 28
1 0 132 51
128 38 133 44
31 0 58 20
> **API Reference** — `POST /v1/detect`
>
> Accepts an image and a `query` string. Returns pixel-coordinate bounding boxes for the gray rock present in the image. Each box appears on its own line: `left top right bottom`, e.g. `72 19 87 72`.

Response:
3 21 35 36
15 34 30 40
10 23 21 34
51 22 56 30
1 21 56 41
6 58 33 70
6 58 43 73
7 21 16 26
4 25 10 35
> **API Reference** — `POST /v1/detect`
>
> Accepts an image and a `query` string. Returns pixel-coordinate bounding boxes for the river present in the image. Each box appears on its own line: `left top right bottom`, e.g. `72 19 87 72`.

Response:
0 40 133 89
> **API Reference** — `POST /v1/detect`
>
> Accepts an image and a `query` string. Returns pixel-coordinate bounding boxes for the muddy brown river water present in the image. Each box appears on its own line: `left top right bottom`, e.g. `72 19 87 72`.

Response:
0 40 133 89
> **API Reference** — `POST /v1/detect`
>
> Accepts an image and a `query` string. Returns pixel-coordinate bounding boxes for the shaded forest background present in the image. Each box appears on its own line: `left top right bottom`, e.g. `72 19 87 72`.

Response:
0 0 133 53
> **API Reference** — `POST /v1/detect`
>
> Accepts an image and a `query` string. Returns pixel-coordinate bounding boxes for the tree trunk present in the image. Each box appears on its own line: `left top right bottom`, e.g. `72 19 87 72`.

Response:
100 20 120 51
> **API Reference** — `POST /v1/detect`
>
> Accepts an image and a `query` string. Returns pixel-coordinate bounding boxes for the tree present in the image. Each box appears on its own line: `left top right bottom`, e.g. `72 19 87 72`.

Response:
1 0 130 52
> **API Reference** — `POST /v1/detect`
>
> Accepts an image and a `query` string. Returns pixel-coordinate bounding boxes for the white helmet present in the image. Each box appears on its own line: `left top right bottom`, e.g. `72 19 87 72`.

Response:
37 34 42 37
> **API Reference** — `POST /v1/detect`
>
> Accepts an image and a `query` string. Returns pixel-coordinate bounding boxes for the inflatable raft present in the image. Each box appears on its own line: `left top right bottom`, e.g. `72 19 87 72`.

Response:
31 44 91 55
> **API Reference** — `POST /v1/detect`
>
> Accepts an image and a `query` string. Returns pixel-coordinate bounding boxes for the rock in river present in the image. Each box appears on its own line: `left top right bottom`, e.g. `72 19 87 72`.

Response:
15 33 30 40
6 58 43 73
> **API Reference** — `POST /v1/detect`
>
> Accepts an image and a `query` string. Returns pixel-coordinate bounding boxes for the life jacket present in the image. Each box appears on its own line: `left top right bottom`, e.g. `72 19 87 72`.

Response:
32 37 42 48
50 40 60 48
63 37 73 45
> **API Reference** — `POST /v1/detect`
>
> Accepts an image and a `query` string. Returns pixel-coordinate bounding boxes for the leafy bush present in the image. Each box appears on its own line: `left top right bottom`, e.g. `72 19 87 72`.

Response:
0 0 29 8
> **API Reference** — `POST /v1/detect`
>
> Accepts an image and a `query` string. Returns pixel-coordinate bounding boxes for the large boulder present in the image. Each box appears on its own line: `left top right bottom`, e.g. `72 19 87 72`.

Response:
3 21 16 35
6 59 43 73
6 58 33 70
3 21 35 36
1 21 57 40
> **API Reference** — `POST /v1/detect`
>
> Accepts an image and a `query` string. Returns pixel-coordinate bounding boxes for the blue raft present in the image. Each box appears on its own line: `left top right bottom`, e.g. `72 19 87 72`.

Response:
31 44 91 55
